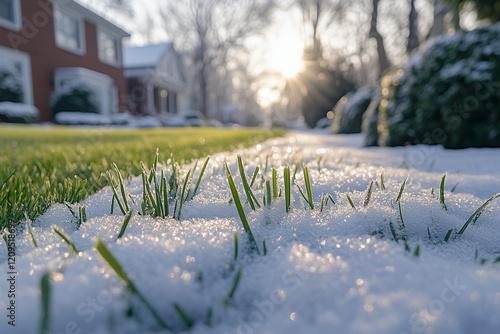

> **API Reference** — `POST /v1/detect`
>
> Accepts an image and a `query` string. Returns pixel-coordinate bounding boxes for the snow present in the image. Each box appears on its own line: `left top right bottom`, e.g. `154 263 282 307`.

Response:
342 88 373 121
2 131 500 334
0 62 23 94
55 112 133 126
54 112 179 128
0 102 39 119
123 43 173 69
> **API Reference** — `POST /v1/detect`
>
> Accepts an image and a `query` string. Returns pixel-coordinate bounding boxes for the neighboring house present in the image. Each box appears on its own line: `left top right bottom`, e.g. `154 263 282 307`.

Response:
0 0 130 121
123 42 188 115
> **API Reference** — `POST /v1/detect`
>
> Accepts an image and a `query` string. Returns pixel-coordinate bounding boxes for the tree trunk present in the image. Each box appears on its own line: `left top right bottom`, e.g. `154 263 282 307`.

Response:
200 62 208 116
451 0 461 31
407 0 420 54
427 0 448 39
369 0 390 78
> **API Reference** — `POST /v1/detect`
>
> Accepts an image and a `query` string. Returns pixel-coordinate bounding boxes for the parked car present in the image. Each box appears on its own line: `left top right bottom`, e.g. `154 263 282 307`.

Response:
207 119 222 128
157 114 187 127
180 110 205 127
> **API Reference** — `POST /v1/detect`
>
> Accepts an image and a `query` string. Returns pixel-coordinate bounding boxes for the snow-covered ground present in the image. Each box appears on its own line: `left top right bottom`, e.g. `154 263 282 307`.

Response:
2 131 500 334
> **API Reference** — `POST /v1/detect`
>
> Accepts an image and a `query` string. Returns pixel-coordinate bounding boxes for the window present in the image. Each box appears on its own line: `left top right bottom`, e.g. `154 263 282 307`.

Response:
0 45 33 105
54 7 85 55
98 29 120 66
0 0 21 31
54 67 118 114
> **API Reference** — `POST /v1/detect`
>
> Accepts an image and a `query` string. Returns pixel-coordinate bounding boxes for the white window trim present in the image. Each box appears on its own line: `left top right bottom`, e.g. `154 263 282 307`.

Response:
53 3 86 56
0 45 33 105
54 67 118 114
97 26 121 67
0 0 21 31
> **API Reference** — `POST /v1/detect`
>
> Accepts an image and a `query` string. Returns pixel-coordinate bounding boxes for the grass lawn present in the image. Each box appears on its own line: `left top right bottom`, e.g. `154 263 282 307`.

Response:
0 125 285 231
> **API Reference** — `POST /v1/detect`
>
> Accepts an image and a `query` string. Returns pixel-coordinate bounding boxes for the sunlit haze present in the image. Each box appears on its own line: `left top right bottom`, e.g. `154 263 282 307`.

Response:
269 37 304 79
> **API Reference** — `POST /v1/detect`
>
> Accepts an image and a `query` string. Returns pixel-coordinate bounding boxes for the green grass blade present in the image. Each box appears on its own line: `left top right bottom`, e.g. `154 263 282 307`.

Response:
0 168 16 191
317 155 323 171
106 172 126 215
440 174 448 211
96 240 130 283
457 192 500 236
176 168 192 221
303 167 314 210
153 170 165 219
193 156 210 196
398 201 405 228
347 194 356 209
173 303 194 328
113 163 130 212
224 264 243 306
364 181 374 207
444 229 453 242
234 231 238 261
263 239 267 256
295 182 309 205
40 271 51 334
141 170 148 214
53 226 79 254
111 194 116 215
237 156 261 210
64 202 78 219
327 194 336 205
320 194 326 213
96 239 172 331
272 168 278 198
389 221 398 242
117 210 134 239
292 163 299 184
79 206 87 226
284 167 291 212
380 174 386 191
69 178 87 203
153 167 163 218
25 213 38 248
148 148 159 184
225 163 259 254
413 244 420 257
266 180 272 206
162 174 169 217
250 166 260 188
141 164 157 213
395 177 408 203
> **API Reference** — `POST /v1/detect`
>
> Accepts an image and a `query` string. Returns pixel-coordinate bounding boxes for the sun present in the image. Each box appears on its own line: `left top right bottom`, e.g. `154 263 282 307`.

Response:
269 37 304 79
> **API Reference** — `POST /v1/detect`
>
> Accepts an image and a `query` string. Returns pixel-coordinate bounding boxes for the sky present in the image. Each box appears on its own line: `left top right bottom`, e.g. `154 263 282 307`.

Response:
80 0 306 108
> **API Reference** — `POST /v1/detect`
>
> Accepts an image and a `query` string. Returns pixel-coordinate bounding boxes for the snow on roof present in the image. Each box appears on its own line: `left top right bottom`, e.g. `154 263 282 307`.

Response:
123 43 174 69
55 0 130 37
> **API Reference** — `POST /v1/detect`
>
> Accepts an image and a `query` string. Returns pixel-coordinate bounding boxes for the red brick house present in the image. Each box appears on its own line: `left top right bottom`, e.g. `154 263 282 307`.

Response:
0 0 130 121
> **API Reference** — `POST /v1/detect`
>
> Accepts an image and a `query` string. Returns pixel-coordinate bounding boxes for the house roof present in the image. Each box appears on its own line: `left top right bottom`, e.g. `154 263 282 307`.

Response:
123 43 174 69
52 0 130 38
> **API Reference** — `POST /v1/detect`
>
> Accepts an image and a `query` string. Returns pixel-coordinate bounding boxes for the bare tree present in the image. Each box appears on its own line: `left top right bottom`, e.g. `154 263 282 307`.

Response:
160 0 277 116
295 0 344 57
134 11 159 44
80 0 134 16
369 0 390 78
427 0 449 39
407 0 420 54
